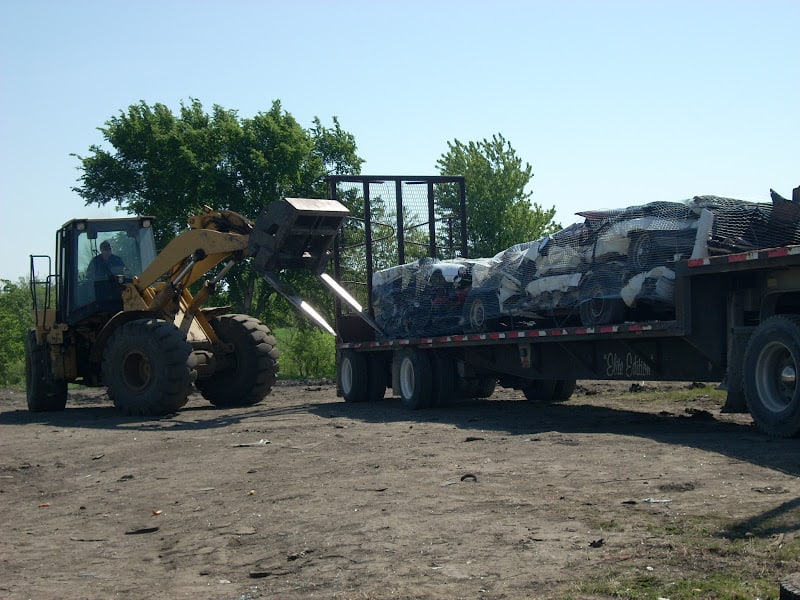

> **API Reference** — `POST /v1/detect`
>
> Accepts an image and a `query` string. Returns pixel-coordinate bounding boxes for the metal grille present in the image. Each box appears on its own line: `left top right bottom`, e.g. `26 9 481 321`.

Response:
327 175 466 323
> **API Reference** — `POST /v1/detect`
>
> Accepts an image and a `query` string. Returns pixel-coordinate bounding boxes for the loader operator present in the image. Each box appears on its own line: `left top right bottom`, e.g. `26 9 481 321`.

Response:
87 240 126 281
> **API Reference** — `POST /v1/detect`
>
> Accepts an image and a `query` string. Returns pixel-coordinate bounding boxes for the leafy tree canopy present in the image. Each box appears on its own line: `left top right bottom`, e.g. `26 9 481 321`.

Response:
72 99 363 323
436 133 558 257
0 279 32 385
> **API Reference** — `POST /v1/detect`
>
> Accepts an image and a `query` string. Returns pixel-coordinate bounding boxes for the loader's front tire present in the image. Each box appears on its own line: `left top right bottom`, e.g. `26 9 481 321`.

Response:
196 314 279 407
25 331 67 412
103 319 193 416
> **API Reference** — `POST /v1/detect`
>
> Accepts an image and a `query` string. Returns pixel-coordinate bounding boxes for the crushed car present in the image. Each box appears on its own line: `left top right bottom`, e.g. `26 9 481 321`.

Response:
371 189 800 338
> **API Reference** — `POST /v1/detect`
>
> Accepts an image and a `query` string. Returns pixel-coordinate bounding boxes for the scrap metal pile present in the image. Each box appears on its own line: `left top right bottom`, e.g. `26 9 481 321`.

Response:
371 189 800 338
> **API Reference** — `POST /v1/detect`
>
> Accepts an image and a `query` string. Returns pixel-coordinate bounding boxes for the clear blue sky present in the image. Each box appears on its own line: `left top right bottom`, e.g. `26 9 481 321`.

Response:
1 0 797 281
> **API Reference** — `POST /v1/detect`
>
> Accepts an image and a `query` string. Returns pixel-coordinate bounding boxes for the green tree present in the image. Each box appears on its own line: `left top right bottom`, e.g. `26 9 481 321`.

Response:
436 133 558 257
72 99 363 326
0 279 33 386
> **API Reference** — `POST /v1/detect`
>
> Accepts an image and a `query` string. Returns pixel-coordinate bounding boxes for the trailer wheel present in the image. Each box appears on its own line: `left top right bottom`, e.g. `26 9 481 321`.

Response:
743 315 800 437
522 379 557 402
367 352 389 402
25 331 67 412
103 319 193 416
431 351 458 406
339 350 387 402
339 350 369 402
554 378 577 401
196 314 279 407
578 270 626 326
463 289 500 333
398 348 432 409
458 377 497 398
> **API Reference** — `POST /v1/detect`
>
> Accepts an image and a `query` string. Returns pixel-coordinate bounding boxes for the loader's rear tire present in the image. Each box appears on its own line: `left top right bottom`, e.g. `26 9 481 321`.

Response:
196 314 279 407
103 319 193 416
397 347 433 410
25 331 67 412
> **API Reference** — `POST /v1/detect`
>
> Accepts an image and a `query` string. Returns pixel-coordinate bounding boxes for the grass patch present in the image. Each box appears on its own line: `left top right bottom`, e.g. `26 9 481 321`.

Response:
576 512 800 599
575 570 778 600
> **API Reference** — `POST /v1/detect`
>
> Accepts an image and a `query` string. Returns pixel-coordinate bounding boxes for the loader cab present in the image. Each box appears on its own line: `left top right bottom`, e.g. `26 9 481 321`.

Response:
56 216 157 324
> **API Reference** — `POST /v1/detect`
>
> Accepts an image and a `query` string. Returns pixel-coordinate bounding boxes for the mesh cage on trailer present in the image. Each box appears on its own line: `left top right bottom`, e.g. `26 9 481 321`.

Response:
327 178 800 343
327 175 467 342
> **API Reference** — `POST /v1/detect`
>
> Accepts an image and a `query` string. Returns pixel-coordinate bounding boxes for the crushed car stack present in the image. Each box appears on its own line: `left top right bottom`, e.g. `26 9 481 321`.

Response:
371 188 800 338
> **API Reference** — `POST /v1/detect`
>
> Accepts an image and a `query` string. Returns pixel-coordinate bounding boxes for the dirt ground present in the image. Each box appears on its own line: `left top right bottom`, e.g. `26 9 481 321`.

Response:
1 380 798 600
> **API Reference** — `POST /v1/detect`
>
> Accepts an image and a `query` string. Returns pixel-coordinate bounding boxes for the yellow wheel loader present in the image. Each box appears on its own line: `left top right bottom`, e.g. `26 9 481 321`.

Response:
26 198 349 416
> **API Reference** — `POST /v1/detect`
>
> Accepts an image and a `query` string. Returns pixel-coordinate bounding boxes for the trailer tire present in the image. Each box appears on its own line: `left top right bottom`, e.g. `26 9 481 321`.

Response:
339 350 369 402
398 348 432 410
367 352 389 402
522 379 557 402
458 377 497 398
103 319 192 416
579 270 626 327
554 378 577 401
196 314 279 407
722 329 750 413
743 315 800 437
25 331 67 412
431 351 458 406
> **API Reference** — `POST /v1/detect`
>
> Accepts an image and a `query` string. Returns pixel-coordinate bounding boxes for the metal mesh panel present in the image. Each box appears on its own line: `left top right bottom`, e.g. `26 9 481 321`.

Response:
359 193 800 339
327 176 466 334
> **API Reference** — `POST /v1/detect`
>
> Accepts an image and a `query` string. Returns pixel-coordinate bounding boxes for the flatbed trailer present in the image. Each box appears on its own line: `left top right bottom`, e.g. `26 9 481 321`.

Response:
326 176 800 438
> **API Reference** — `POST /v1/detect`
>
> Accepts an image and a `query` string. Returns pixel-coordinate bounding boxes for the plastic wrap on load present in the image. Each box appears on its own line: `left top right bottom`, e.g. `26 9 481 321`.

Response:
371 192 800 337
372 257 475 338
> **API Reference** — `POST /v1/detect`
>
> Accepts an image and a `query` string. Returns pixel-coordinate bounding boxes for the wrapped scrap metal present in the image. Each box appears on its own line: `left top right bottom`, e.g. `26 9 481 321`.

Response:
371 191 800 338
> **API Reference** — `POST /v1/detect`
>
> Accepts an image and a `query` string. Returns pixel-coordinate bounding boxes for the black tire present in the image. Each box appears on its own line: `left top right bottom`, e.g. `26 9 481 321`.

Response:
629 232 654 272
367 352 389 402
196 314 279 407
458 377 497 399
578 270 627 326
743 315 800 437
431 351 458 406
339 351 387 403
553 378 577 401
781 572 800 600
339 350 369 402
430 351 458 406
522 379 557 402
103 319 193 416
397 347 433 410
25 331 67 412
722 330 750 413
463 289 500 333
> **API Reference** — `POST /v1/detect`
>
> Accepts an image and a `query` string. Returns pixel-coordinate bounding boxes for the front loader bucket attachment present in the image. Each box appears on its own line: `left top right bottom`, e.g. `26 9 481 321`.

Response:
249 197 350 275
